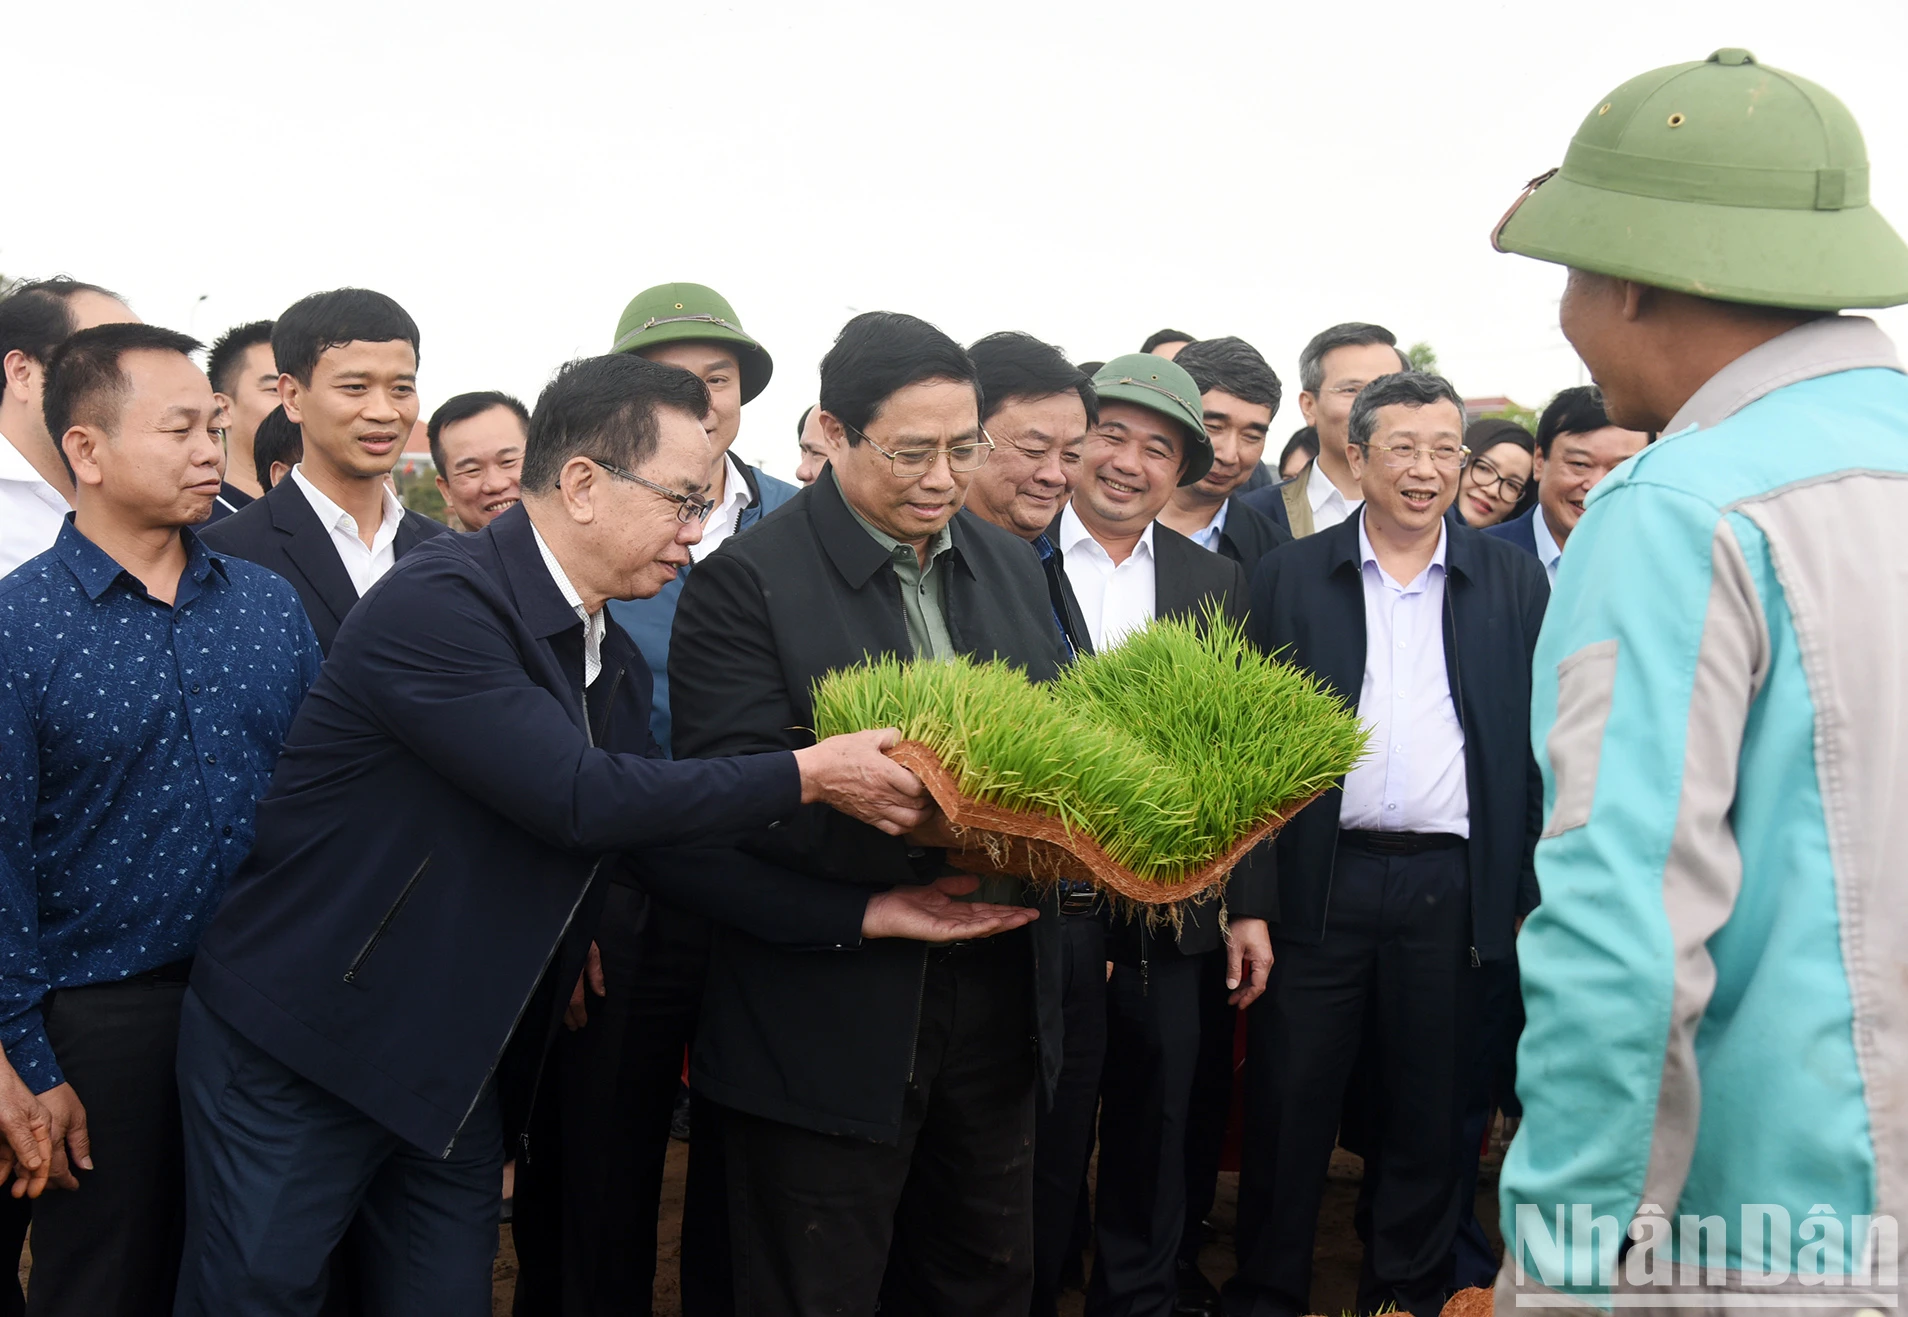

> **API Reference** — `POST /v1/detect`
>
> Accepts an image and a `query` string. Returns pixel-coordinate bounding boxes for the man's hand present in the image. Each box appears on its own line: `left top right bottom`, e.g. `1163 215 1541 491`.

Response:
904 804 964 851
37 1083 90 1193
564 941 606 1031
1226 917 1274 1008
861 876 1040 944
794 728 931 836
0 1058 50 1199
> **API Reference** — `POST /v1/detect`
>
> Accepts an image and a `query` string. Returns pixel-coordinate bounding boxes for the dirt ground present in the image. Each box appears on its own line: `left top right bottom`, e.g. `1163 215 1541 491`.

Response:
488 1140 1506 1316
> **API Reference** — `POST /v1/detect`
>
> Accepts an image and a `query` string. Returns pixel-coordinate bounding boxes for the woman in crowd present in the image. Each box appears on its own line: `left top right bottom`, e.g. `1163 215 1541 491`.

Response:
1455 417 1534 528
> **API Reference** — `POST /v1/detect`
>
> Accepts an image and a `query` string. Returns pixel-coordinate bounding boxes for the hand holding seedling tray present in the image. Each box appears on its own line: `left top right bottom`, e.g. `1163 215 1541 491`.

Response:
810 611 1367 907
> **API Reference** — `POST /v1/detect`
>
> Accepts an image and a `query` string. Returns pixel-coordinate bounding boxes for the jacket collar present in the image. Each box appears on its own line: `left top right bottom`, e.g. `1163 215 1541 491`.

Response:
264 476 362 623
1326 506 1478 585
810 464 974 589
1666 315 1904 436
490 503 591 641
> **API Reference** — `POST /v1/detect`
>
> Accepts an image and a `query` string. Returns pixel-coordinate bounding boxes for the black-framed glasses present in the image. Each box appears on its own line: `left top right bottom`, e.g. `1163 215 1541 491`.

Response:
847 425 995 478
578 456 714 524
1465 452 1528 500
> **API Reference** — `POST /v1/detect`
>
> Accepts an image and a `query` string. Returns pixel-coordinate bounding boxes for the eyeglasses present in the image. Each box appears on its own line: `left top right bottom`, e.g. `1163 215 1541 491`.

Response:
1465 452 1528 500
578 456 714 524
848 425 995 478
1358 441 1470 470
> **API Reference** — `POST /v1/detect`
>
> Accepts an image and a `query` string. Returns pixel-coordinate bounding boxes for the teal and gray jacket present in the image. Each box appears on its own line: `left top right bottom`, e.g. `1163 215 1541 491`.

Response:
1499 315 1908 1310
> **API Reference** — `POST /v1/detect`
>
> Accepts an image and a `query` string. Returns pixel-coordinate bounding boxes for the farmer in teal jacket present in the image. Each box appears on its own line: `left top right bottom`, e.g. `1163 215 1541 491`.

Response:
1490 50 1908 1309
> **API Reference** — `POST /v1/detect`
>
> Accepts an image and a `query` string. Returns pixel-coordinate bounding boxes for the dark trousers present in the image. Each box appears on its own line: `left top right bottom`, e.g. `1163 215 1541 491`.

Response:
1228 843 1473 1317
174 989 504 1317
1032 913 1108 1316
513 888 725 1316
1182 948 1238 1269
1087 946 1223 1317
1450 954 1522 1289
27 969 189 1317
724 932 1036 1316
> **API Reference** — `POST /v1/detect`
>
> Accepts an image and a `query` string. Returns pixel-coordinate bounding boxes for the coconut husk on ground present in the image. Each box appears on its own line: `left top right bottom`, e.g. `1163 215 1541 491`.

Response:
1440 1286 1494 1317
888 739 1320 907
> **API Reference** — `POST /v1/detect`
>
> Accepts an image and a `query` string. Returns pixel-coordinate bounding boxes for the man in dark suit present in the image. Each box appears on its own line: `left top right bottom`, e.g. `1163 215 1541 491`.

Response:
172 353 1030 1315
960 330 1100 1315
1053 354 1275 1317
668 312 1068 1316
1229 372 1547 1317
199 289 448 653
1158 336 1292 571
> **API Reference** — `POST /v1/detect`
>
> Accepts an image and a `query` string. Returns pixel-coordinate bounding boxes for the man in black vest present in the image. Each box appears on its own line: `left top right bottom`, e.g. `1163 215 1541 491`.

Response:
1230 372 1546 1317
200 289 446 653
669 312 1068 1315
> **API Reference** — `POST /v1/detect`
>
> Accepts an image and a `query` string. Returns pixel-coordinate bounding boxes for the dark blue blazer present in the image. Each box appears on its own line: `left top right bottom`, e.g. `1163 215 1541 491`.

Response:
1485 505 1542 558
191 505 861 1158
199 474 449 654
1238 478 1295 534
1246 515 1549 962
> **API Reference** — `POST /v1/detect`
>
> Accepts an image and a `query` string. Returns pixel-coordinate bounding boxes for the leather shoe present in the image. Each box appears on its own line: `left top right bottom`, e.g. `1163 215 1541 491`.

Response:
1175 1259 1222 1315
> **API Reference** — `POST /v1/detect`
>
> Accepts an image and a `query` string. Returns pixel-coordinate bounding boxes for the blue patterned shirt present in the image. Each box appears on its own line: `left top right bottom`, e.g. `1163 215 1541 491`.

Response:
0 520 321 1091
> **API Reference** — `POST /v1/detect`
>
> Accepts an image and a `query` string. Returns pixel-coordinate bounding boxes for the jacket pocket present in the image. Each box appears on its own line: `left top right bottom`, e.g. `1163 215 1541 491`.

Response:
343 853 434 984
1542 639 1618 839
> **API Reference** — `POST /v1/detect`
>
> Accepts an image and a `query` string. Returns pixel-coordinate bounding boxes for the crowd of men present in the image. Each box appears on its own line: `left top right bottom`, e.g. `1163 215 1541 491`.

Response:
1 43 1906 1317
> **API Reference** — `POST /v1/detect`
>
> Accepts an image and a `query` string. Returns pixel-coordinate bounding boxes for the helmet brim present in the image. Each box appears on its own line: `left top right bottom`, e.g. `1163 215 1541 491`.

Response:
610 319 775 404
1497 170 1908 311
1092 380 1214 486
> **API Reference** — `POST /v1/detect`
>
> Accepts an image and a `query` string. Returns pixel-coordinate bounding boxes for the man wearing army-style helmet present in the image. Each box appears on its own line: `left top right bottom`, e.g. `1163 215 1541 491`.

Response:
1492 49 1908 1311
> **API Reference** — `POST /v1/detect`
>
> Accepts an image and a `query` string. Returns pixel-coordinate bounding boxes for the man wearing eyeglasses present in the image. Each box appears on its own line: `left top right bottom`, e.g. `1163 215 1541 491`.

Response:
1232 372 1547 1317
173 352 1035 1315
669 311 1073 1316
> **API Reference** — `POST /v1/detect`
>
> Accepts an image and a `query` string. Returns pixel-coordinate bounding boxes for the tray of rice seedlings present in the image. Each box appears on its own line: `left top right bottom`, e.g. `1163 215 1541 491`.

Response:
810 608 1367 907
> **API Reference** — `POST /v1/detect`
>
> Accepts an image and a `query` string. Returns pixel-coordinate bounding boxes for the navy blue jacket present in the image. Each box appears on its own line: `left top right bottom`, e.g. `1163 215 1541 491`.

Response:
1246 514 1548 962
1485 504 1541 558
191 505 863 1158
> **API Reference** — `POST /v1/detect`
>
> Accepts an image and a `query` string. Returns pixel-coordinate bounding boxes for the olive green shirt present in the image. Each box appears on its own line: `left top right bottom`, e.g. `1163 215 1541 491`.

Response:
843 502 955 661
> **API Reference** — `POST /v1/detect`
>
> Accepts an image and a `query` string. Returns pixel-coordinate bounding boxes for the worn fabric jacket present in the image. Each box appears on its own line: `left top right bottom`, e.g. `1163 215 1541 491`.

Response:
607 459 796 757
670 466 1071 1142
1498 316 1908 1306
1211 494 1293 571
198 473 448 655
190 505 863 1159
1247 512 1548 962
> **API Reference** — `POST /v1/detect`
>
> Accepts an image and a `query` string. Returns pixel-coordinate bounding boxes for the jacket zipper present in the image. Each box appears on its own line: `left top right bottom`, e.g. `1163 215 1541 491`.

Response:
343 854 433 984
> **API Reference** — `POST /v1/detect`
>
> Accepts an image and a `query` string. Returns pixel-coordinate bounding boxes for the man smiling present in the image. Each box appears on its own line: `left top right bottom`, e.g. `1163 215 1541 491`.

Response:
200 289 447 653
1486 385 1648 584
428 391 528 530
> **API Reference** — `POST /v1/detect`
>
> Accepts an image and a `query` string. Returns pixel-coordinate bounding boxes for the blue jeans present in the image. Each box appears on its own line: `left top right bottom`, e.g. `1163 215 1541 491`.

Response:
173 988 503 1317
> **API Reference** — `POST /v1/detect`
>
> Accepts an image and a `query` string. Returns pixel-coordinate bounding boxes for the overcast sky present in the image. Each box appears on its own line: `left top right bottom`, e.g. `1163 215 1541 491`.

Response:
11 0 1907 482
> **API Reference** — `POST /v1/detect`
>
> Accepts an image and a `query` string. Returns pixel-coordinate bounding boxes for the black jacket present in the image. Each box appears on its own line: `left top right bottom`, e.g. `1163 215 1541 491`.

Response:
670 467 1071 1141
199 474 448 654
1211 495 1292 569
191 506 864 1158
1245 515 1548 962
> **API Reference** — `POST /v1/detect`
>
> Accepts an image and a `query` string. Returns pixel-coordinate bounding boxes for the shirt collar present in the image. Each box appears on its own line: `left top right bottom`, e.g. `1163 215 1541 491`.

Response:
0 430 54 488
1356 507 1446 592
712 452 753 519
843 496 954 569
1665 315 1904 436
530 522 591 621
290 464 405 546
1308 461 1361 515
53 517 224 604
1058 503 1155 562
1530 506 1564 570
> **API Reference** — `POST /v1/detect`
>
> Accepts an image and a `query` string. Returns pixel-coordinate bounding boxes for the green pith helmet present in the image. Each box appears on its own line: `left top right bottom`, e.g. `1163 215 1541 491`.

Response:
609 282 774 402
1493 48 1908 310
1090 354 1214 486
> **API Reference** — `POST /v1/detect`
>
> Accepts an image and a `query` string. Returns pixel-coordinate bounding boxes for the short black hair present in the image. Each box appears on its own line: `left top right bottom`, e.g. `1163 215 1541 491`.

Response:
1535 385 1614 457
522 354 710 492
1140 328 1195 354
967 331 1097 428
796 404 816 439
818 312 979 442
427 391 529 476
0 277 127 375
1279 426 1319 471
1298 322 1407 394
42 323 203 480
205 319 275 396
1174 336 1283 419
1347 372 1466 449
272 288 420 386
253 404 303 490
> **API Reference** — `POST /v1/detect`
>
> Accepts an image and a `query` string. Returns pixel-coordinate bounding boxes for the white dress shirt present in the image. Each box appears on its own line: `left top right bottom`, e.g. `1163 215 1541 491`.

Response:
1338 512 1469 836
1058 504 1156 651
1308 461 1363 532
0 431 71 578
1184 498 1230 553
532 523 605 687
290 465 404 597
1531 506 1564 586
690 453 752 564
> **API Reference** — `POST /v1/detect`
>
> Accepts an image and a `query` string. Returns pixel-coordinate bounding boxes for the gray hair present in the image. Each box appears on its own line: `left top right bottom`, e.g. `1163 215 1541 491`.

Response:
1297 321 1407 395
1174 336 1283 416
1347 371 1466 448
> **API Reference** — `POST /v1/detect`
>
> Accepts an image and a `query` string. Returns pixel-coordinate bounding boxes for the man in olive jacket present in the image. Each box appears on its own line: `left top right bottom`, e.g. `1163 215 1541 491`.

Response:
670 312 1068 1315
